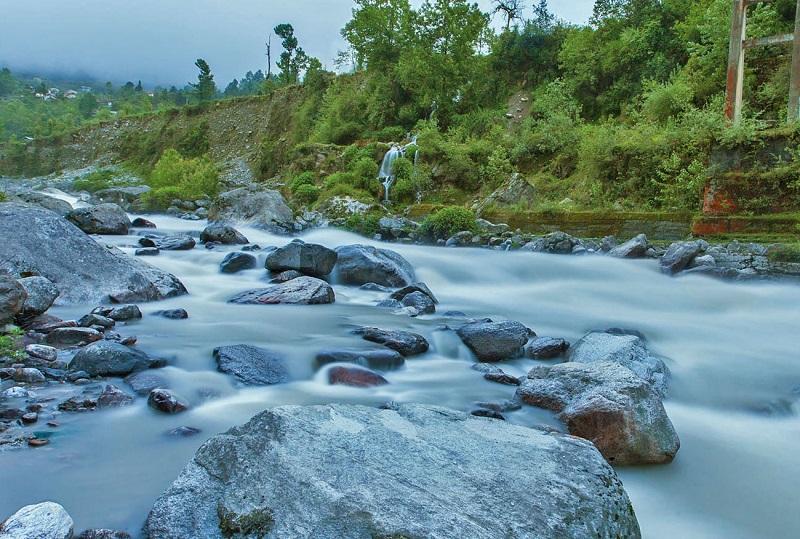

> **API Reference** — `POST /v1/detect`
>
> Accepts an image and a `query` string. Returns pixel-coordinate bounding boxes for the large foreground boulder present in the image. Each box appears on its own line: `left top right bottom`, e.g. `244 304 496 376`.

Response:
0 501 73 539
144 403 641 539
265 240 338 277
208 185 293 232
516 361 680 465
566 331 670 397
0 203 187 303
66 203 131 235
332 244 415 287
228 277 335 305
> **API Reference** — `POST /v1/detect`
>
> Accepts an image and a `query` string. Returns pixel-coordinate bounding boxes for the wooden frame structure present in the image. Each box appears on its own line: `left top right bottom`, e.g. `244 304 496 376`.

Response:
725 0 800 124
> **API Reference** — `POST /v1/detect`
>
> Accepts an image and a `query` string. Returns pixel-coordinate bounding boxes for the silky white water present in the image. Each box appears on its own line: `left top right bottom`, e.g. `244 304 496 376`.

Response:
1 215 799 538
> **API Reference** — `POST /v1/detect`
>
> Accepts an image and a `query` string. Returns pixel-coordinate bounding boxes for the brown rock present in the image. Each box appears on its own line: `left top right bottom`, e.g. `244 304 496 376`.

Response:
328 366 389 388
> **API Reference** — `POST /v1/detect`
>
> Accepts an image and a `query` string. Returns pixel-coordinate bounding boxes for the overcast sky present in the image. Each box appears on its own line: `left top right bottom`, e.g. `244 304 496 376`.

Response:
0 0 594 88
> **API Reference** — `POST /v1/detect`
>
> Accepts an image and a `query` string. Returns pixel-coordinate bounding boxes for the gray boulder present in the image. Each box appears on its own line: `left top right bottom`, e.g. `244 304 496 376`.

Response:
66 203 131 235
332 244 415 287
525 336 570 359
17 276 59 318
208 185 293 232
228 276 335 305
389 282 438 303
92 185 151 210
15 191 73 214
400 291 435 315
44 327 103 347
660 241 703 275
265 240 338 277
144 403 640 539
609 234 649 258
0 273 26 325
351 327 429 357
521 231 581 255
566 331 670 397
0 203 187 303
200 224 249 245
152 234 196 251
314 348 405 370
76 529 132 539
517 361 680 465
456 320 532 362
70 340 159 377
213 345 290 386
97 384 135 407
0 501 73 539
148 389 188 414
219 252 257 274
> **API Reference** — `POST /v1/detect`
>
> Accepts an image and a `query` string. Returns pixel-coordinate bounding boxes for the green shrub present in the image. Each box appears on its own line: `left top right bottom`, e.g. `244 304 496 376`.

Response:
0 327 25 361
375 126 406 142
391 157 413 181
0 190 8 202
343 213 382 237
294 183 320 204
353 157 379 183
143 149 220 210
392 178 415 203
73 169 133 193
342 144 376 169
324 171 360 189
419 206 477 240
289 171 317 193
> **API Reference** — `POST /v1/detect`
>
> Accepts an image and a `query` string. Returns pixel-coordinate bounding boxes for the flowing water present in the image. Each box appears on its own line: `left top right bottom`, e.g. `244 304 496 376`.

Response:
2 214 800 538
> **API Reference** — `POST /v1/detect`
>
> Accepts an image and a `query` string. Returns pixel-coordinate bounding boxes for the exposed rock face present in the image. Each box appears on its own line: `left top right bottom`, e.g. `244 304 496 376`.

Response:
208 185 293 232
17 276 59 318
660 240 703 275
66 203 131 235
70 341 159 377
265 240 338 277
219 252 257 274
0 203 187 303
314 348 405 370
213 345 290 386
0 501 73 539
566 331 670 397
199 224 249 245
0 273 26 325
517 362 680 465
351 327 429 357
145 403 641 539
475 173 537 214
332 244 415 287
609 234 649 259
228 277 335 305
456 320 532 362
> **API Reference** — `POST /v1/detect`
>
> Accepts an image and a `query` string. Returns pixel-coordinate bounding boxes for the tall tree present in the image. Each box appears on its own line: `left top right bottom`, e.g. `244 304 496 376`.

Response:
492 0 525 31
342 0 413 71
191 58 216 101
275 24 309 84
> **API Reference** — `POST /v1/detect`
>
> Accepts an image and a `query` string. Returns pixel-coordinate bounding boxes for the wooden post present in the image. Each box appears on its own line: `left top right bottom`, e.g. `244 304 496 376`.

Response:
725 0 747 124
789 0 800 122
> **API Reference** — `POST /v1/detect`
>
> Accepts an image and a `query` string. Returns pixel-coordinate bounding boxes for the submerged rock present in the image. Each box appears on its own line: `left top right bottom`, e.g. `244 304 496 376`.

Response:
456 320 532 362
327 365 388 387
517 361 680 465
97 384 135 407
145 403 640 539
0 203 187 303
213 345 290 386
332 244 415 287
314 348 405 370
228 276 335 305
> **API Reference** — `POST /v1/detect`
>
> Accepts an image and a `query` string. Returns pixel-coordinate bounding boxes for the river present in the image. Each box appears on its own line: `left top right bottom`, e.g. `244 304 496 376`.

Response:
1 214 799 538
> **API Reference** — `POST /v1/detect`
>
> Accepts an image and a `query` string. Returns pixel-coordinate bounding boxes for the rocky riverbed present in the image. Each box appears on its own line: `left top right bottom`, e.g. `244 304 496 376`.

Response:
1 191 799 538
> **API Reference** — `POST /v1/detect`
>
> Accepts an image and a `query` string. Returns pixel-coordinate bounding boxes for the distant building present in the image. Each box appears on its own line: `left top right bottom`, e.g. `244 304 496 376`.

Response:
64 90 78 99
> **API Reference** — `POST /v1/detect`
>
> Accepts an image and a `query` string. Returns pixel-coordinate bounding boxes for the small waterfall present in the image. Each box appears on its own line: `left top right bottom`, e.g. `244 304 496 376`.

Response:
378 146 403 203
378 136 419 204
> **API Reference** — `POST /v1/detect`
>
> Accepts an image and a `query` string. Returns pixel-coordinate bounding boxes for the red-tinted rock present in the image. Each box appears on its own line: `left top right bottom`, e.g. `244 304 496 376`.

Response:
328 366 389 388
